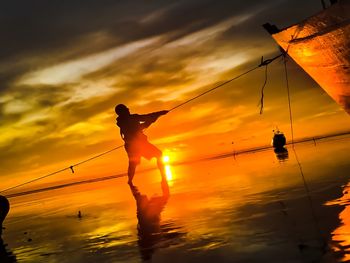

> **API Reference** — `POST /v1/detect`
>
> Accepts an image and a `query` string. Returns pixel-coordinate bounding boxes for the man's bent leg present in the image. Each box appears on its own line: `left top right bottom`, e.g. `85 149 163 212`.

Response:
128 161 137 184
142 140 165 181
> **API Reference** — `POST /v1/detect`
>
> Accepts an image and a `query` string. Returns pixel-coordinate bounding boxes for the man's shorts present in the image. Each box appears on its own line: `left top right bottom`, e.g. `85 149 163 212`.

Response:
125 139 162 164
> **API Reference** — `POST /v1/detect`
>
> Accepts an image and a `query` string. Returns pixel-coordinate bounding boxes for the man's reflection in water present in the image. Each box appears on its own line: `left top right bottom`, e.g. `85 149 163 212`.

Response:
274 147 289 162
129 181 182 261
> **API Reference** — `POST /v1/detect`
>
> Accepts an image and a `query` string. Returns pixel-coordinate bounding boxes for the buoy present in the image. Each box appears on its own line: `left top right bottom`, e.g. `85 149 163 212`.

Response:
272 129 286 149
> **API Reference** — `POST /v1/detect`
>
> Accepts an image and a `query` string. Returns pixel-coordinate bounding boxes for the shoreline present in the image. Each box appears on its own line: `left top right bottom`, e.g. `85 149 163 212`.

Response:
4 131 350 199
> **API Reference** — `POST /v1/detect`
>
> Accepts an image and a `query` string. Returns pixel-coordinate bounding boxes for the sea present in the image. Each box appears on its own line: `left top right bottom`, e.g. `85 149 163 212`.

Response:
1 134 350 263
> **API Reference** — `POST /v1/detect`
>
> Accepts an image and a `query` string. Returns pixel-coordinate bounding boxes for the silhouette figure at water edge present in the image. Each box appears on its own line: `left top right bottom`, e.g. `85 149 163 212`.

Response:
115 104 168 184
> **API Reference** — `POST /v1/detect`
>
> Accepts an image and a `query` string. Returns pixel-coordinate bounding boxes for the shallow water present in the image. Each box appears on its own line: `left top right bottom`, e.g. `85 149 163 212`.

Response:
1 135 350 263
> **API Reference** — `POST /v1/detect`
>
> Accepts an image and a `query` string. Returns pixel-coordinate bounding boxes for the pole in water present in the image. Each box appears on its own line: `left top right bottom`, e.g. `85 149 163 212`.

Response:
0 195 10 236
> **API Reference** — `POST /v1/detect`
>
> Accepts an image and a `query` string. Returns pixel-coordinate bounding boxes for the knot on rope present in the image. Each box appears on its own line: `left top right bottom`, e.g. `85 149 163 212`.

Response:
258 54 283 67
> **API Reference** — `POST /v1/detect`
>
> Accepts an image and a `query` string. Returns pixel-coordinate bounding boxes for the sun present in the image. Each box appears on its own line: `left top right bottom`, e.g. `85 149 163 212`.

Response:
162 155 170 163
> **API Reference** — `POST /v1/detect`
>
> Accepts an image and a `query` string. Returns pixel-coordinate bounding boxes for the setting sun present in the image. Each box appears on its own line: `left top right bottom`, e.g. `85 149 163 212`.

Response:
162 155 170 163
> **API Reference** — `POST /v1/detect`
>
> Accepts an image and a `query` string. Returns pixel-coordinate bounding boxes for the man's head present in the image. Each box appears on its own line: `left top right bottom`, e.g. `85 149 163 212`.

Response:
115 104 130 116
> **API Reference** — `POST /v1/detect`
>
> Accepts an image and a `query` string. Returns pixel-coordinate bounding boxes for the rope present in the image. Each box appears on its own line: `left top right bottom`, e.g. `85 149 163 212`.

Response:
283 54 294 144
293 144 326 248
168 66 259 112
72 145 124 167
169 53 283 112
283 54 326 248
0 52 283 195
0 145 124 194
259 64 268 114
256 53 284 115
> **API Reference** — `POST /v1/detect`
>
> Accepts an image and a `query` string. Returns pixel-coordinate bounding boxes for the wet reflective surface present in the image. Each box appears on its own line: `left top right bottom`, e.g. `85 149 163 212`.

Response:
1 135 350 262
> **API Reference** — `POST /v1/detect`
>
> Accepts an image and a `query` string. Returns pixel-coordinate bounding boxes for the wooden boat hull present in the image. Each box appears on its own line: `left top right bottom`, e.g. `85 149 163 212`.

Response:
271 0 350 114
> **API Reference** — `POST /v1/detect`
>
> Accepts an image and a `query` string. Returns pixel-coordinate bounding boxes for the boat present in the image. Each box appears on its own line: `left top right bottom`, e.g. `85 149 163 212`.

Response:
272 129 286 149
263 0 350 114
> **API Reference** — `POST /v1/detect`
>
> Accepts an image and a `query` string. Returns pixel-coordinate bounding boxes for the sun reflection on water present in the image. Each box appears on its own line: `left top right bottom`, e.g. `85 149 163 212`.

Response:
165 165 173 182
162 154 175 184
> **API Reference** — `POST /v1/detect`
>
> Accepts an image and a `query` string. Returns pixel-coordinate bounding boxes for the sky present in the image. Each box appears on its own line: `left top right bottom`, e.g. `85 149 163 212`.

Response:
1 0 350 189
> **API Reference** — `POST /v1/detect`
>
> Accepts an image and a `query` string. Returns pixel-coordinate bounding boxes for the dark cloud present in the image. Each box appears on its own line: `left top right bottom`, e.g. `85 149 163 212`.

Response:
0 0 321 59
0 0 274 61
0 0 322 93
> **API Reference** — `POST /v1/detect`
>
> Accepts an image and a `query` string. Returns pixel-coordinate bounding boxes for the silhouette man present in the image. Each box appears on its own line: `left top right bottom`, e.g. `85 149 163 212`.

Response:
129 181 170 261
115 104 168 184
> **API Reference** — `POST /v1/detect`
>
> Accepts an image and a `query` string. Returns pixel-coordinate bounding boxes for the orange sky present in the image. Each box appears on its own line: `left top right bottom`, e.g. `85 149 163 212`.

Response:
1 0 349 191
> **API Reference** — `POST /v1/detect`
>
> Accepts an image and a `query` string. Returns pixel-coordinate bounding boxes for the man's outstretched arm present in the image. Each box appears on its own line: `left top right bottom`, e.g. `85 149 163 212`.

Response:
137 110 168 129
